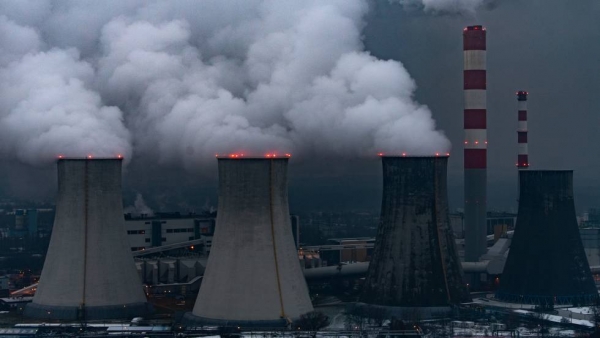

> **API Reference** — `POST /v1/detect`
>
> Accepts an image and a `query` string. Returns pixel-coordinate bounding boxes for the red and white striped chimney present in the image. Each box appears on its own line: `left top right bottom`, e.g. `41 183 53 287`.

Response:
516 91 529 169
463 25 487 262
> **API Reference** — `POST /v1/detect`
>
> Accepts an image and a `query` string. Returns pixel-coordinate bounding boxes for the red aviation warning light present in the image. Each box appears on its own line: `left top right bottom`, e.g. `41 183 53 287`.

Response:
87 155 93 159
117 154 123 159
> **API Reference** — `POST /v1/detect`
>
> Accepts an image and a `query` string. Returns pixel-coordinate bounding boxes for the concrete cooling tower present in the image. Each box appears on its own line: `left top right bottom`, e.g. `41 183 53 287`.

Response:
183 157 313 327
360 156 470 308
496 170 597 306
25 159 151 320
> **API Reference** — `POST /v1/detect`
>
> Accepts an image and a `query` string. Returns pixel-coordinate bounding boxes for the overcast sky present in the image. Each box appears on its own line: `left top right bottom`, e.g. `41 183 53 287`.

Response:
363 0 600 212
1 0 599 214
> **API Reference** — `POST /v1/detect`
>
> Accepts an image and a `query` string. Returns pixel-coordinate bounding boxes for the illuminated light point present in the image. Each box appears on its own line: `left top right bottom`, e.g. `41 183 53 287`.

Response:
435 153 440 156
117 154 123 159
87 155 93 159
58 155 64 159
378 152 384 157
285 153 291 157
446 153 450 156
401 152 407 157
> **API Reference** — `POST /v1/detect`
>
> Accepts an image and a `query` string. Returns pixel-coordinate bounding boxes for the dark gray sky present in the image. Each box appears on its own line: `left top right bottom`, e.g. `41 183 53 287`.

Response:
363 0 600 212
1 0 599 214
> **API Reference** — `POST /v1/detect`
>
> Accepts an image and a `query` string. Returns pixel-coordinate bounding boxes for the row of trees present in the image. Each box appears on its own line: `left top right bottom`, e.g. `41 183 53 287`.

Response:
293 304 422 332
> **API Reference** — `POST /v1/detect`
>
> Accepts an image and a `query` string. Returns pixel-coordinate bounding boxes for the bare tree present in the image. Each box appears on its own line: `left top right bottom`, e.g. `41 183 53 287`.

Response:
344 304 368 331
293 311 331 331
364 305 389 327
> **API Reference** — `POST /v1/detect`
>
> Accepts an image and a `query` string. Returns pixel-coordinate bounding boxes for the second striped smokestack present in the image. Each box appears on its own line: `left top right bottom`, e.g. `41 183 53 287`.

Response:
517 91 529 169
463 25 487 262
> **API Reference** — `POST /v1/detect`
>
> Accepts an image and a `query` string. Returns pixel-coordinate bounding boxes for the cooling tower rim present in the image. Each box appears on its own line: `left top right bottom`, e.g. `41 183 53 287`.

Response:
57 157 123 162
379 155 449 159
520 169 573 173
217 157 289 161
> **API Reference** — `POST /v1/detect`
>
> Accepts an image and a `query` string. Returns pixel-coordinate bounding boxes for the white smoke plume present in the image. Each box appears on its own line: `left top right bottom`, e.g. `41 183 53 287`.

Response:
124 193 154 217
393 0 486 14
0 0 450 169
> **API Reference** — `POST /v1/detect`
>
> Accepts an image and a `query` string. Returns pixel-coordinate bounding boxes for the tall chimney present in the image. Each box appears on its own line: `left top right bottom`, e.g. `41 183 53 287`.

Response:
496 170 597 306
25 159 151 320
516 91 529 169
183 157 313 327
360 156 470 308
463 25 487 262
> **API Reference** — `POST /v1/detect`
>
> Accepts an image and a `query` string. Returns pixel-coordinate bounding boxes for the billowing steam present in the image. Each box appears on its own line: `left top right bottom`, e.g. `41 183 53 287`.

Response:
393 0 486 14
0 0 450 168
124 193 154 217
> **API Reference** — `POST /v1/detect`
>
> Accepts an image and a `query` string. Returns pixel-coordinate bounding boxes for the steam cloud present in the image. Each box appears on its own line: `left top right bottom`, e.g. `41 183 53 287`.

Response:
0 0 450 168
393 0 486 14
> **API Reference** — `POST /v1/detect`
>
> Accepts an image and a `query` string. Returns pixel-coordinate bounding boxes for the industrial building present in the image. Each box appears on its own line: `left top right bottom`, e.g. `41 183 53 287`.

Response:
123 213 300 253
360 156 470 308
496 170 597 306
124 213 215 253
25 158 151 320
183 157 313 327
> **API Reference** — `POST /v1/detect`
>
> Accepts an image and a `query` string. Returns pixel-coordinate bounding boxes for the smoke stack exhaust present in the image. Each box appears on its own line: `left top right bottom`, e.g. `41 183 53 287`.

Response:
360 156 470 307
516 91 529 169
25 159 151 320
183 157 313 327
463 25 487 262
497 170 597 305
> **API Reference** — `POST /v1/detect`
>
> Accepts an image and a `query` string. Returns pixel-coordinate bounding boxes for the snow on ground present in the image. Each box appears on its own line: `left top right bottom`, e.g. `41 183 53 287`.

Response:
514 309 594 328
567 307 594 315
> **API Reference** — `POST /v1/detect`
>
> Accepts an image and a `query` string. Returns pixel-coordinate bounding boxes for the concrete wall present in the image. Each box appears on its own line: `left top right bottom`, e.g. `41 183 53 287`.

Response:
497 171 597 305
361 156 470 307
186 158 312 326
25 159 150 320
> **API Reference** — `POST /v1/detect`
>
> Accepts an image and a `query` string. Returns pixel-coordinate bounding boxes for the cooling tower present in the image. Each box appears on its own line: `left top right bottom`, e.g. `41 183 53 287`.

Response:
496 170 597 306
360 156 470 307
183 157 313 327
463 25 488 262
25 159 151 320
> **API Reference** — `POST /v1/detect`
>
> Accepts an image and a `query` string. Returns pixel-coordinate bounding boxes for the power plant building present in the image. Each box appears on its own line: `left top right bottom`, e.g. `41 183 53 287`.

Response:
463 25 488 262
183 157 313 327
496 170 597 306
360 156 470 307
25 159 151 320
